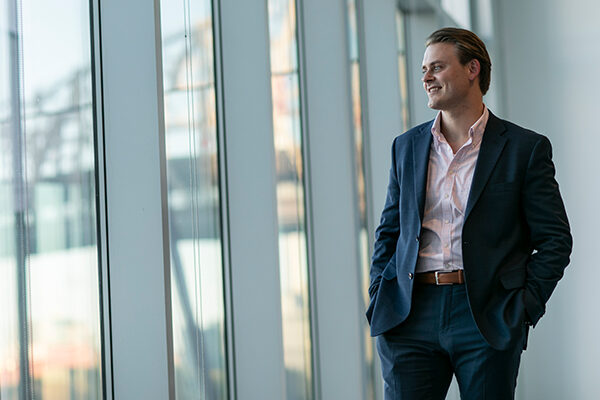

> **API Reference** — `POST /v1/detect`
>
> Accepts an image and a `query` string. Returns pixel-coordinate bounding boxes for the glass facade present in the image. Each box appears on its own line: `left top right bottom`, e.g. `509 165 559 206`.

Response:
345 1 376 400
0 0 102 398
267 0 314 399
395 9 410 132
0 1 439 398
159 0 228 399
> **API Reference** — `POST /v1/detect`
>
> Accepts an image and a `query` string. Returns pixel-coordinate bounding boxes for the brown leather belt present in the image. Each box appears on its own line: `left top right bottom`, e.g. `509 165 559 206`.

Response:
415 270 464 285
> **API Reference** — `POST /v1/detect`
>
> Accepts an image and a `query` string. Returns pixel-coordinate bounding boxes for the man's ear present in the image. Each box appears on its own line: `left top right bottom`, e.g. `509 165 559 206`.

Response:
468 59 481 81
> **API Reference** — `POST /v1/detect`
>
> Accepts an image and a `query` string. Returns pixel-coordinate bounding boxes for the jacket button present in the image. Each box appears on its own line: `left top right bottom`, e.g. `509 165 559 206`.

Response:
408 273 414 279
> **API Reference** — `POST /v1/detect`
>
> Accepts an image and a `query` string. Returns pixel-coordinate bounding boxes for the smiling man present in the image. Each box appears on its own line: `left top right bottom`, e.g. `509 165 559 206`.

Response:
366 28 572 399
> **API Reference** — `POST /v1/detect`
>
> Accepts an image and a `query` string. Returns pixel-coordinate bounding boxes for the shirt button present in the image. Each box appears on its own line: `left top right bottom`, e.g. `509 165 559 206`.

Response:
444 243 449 248
408 273 414 279
445 219 450 224
444 194 449 199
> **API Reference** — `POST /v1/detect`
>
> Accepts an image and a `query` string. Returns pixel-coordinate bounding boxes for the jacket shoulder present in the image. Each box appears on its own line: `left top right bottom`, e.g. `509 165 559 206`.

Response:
495 116 549 145
393 120 433 146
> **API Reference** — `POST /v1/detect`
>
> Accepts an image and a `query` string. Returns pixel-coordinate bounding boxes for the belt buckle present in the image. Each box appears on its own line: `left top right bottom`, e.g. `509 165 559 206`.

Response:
435 271 453 286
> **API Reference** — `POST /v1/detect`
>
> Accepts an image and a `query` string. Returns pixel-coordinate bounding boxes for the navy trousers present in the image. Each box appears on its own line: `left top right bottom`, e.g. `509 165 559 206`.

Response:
376 283 524 400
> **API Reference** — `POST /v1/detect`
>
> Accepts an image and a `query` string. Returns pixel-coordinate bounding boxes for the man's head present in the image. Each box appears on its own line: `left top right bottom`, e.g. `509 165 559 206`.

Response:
425 28 492 95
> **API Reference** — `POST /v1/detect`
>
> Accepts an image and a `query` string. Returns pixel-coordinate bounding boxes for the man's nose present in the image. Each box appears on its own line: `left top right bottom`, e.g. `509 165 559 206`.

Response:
422 70 433 83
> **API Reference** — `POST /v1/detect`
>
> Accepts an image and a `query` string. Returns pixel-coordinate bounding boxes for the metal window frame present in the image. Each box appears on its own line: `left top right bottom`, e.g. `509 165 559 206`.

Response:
294 0 321 398
211 0 237 398
89 0 112 398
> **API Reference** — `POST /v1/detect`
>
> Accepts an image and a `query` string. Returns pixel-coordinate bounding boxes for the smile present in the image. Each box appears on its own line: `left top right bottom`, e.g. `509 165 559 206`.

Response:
428 86 441 94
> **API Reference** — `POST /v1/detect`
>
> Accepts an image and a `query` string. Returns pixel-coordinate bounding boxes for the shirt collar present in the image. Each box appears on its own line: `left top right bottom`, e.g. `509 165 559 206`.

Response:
430 105 489 150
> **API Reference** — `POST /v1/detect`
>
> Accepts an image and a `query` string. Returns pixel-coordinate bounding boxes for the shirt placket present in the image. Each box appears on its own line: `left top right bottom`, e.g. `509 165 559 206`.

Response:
441 146 455 270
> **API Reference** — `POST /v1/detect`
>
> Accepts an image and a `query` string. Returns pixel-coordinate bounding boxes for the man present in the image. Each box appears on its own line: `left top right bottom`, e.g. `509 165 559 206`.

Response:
366 27 572 399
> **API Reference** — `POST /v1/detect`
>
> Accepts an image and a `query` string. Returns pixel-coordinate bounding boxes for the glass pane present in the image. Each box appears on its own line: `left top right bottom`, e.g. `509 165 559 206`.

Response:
267 0 313 399
346 1 376 399
0 0 102 399
395 9 410 131
159 0 228 399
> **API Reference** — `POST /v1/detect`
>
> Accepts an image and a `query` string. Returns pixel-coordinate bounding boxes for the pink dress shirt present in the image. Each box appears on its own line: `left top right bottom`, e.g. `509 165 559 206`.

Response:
415 106 489 273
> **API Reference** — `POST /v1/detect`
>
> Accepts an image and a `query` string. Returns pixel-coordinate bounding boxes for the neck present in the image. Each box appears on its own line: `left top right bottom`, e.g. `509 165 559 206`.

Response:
440 101 484 152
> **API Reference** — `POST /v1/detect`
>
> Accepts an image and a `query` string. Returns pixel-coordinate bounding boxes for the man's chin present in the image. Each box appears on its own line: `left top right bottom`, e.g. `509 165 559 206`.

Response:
427 100 442 110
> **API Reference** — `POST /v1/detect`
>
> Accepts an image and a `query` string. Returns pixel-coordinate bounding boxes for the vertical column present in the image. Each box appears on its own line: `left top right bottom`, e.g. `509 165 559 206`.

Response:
299 0 365 398
98 0 174 398
218 0 286 399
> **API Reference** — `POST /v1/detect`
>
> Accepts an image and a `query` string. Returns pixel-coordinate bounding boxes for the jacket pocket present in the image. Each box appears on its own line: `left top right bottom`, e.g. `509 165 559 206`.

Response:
500 268 526 289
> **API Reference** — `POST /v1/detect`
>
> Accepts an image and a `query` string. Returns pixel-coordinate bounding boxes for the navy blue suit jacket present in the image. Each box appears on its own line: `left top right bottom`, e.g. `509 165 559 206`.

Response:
366 111 572 350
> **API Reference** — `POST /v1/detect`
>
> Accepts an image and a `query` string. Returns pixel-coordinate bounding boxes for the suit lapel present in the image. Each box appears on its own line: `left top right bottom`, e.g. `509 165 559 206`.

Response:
412 123 433 223
465 112 507 219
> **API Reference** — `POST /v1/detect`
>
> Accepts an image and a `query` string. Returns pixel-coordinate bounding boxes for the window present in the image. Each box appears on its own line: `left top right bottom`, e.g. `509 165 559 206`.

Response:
396 9 410 131
0 0 103 398
345 1 377 399
159 0 229 398
267 0 314 398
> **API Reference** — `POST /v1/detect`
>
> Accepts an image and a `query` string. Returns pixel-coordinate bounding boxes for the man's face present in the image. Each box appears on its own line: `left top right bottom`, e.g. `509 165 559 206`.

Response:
421 42 476 111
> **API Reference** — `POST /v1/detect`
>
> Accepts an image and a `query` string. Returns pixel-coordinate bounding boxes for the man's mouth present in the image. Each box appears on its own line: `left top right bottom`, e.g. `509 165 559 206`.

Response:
428 86 441 94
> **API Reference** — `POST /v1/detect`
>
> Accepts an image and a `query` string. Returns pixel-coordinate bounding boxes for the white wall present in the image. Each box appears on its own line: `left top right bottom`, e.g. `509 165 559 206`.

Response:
497 1 600 399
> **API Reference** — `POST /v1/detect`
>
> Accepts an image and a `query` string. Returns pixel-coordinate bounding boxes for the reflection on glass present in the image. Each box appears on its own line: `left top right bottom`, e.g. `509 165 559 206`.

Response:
395 9 410 131
267 1 313 399
0 0 102 399
160 0 228 399
346 1 376 399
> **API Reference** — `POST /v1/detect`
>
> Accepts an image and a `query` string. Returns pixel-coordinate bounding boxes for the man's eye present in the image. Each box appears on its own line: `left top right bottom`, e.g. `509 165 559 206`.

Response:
433 66 442 71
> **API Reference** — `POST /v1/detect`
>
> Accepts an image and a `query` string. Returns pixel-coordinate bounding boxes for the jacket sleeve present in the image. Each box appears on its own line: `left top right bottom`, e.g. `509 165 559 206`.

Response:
369 137 401 298
522 135 573 326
